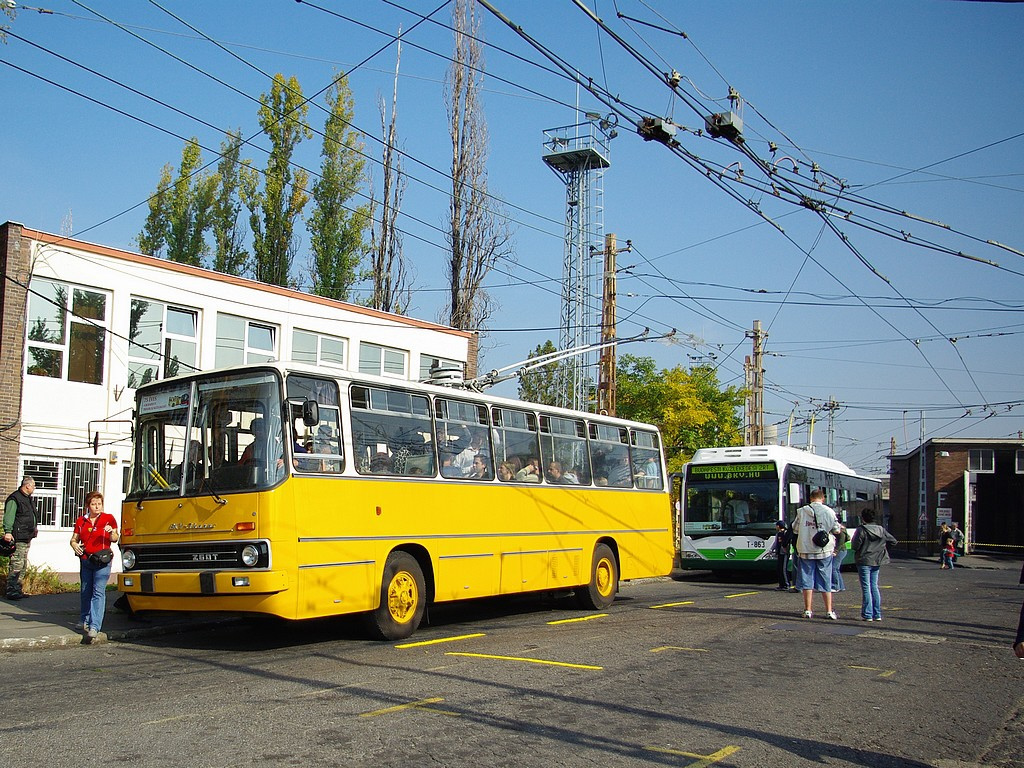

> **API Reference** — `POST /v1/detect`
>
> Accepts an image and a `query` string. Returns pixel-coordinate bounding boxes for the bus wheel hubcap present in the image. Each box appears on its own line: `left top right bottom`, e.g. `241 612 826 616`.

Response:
596 558 613 596
388 572 417 623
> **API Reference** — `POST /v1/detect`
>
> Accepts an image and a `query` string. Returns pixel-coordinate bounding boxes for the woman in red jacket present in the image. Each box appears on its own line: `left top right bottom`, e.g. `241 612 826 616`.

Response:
69 491 119 642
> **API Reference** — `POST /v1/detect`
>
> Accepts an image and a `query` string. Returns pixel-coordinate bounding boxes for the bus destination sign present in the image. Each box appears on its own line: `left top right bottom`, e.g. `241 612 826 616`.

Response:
688 462 778 481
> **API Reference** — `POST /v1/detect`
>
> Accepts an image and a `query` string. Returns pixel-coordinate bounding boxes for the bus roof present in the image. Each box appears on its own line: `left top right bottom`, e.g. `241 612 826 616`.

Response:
689 445 856 476
135 360 663 433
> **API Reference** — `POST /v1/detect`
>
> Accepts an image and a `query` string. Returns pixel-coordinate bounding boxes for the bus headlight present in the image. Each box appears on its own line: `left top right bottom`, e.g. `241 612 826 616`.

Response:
241 545 260 567
122 549 136 569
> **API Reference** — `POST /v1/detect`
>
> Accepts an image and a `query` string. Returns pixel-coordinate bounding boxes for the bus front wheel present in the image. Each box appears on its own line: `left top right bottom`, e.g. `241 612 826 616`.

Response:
576 543 618 610
366 551 426 641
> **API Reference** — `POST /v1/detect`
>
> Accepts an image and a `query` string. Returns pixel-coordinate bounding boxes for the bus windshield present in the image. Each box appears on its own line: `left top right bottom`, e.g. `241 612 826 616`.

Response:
685 479 779 533
129 370 284 498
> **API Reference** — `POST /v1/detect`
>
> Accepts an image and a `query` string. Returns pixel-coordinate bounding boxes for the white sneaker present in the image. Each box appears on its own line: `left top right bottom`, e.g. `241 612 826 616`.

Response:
826 611 838 620
803 610 812 619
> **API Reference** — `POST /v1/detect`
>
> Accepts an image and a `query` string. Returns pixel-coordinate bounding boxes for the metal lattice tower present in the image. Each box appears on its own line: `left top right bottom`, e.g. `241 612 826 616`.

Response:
542 117 613 411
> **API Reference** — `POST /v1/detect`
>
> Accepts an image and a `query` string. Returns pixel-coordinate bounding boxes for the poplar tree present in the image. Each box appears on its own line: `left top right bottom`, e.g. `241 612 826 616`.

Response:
308 73 372 301
137 139 216 267
211 130 250 276
243 74 311 287
367 41 412 314
445 0 511 330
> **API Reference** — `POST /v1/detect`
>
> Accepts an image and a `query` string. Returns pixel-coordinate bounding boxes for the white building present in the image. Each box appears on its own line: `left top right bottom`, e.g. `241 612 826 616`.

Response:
0 222 475 576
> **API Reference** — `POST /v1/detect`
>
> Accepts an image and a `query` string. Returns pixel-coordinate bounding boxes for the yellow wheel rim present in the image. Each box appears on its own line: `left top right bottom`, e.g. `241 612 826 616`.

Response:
387 570 418 624
595 557 615 597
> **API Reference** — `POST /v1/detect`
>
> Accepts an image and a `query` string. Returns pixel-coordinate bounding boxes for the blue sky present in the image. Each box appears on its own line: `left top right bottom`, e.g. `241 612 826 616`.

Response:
2 0 1023 474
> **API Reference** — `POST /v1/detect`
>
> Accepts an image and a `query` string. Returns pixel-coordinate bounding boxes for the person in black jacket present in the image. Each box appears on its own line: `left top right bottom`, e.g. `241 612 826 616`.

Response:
771 520 794 591
2 476 38 600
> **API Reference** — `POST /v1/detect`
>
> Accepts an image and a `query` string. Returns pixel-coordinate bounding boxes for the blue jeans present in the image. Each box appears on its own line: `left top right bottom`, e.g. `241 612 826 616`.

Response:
80 558 112 632
857 564 882 620
832 551 846 591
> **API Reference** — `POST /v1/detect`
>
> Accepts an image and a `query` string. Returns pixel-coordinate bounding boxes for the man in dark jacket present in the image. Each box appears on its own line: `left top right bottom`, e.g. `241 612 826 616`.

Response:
771 520 795 591
3 476 38 600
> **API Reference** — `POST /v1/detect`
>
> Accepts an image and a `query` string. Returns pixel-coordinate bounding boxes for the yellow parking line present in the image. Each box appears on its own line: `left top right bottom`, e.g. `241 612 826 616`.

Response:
445 652 602 670
645 745 740 766
360 697 459 718
395 633 485 649
847 665 896 678
725 591 758 599
651 600 695 609
547 613 608 625
650 646 708 653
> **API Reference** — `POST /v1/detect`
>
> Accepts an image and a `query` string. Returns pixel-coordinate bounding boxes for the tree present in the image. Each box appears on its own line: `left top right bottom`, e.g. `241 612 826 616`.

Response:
367 41 412 314
242 74 311 287
517 340 566 407
615 354 744 472
136 139 217 267
445 0 512 330
308 73 373 301
1 4 15 43
211 130 250 276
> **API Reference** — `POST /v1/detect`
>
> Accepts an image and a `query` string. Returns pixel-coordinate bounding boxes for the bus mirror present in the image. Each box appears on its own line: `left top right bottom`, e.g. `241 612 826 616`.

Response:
788 483 802 504
302 400 319 427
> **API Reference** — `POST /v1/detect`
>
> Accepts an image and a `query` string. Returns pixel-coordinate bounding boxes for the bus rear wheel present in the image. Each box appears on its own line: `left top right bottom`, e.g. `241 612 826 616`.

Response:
365 551 426 641
575 543 618 610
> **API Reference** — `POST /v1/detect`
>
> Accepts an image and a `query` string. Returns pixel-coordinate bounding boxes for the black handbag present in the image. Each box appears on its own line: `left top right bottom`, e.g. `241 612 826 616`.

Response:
88 547 114 567
811 509 831 548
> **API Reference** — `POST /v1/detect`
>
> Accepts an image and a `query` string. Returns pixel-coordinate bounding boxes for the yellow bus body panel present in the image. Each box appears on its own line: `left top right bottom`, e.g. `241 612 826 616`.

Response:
119 475 673 620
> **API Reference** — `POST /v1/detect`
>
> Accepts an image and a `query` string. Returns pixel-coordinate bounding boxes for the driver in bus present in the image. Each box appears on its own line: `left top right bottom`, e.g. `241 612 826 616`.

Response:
723 496 750 526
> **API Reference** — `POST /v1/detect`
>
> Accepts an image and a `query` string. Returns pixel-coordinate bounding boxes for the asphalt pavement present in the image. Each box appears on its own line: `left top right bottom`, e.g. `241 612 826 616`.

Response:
0 589 239 651
1 553 1018 652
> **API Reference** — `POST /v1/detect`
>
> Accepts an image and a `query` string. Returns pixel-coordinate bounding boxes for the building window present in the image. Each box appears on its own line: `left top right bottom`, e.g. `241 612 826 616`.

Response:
968 448 994 473
215 314 278 367
358 342 407 379
292 330 347 369
21 456 101 528
1016 449 1024 474
419 355 464 381
128 298 199 388
26 278 108 385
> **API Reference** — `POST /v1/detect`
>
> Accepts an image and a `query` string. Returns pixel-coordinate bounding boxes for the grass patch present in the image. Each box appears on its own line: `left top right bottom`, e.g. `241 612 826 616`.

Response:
0 558 79 594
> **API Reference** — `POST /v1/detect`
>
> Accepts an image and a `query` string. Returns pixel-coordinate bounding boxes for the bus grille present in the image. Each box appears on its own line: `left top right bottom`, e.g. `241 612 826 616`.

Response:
125 541 269 571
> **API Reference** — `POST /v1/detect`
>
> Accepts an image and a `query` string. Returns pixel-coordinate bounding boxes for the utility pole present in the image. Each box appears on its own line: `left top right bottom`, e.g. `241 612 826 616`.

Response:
596 233 629 416
823 396 840 456
744 320 766 445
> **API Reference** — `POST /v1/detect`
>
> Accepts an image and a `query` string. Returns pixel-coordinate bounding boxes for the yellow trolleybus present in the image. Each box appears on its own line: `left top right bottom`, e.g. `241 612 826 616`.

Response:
118 363 673 639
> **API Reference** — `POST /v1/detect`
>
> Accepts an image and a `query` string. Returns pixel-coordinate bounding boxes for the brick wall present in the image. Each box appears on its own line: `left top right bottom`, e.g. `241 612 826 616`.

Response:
0 222 29 493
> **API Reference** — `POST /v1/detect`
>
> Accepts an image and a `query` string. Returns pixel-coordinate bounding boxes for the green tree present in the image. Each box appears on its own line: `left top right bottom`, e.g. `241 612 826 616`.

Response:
243 74 312 287
517 340 566 406
211 130 250 276
615 354 744 472
137 139 217 267
308 73 372 301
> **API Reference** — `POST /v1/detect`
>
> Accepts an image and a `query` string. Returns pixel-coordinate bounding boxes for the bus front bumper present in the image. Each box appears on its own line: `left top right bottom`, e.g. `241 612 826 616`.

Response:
118 570 289 595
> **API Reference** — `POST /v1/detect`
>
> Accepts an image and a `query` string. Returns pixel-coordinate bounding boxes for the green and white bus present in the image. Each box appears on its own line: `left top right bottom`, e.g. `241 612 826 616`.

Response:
674 445 882 572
